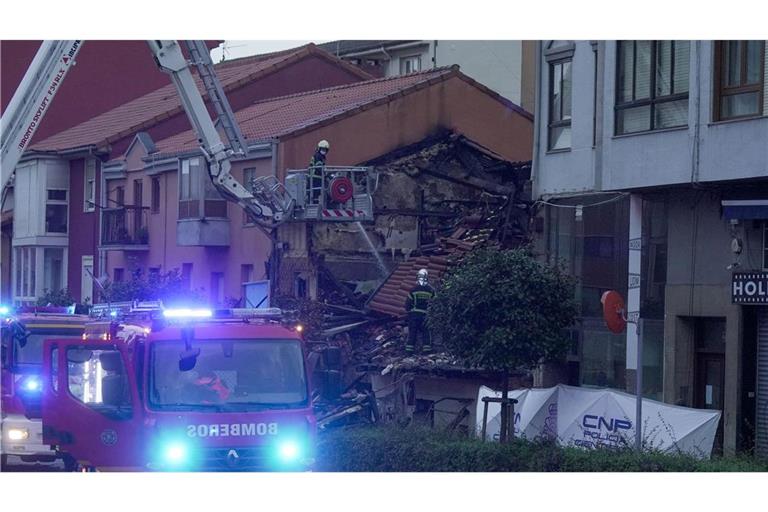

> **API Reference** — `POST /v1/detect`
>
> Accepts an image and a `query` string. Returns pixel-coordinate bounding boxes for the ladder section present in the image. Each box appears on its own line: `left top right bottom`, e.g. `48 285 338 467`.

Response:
183 40 249 158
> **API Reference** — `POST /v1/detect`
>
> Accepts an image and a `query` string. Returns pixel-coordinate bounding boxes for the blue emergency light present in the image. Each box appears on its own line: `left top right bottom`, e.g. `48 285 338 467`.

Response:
24 377 41 392
163 308 213 319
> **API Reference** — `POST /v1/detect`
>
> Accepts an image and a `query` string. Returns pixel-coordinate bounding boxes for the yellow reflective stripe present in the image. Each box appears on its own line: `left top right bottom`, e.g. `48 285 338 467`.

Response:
26 324 84 330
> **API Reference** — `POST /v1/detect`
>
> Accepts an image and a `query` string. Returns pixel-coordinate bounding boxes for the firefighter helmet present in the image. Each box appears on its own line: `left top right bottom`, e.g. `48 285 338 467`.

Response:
317 140 330 150
417 268 428 285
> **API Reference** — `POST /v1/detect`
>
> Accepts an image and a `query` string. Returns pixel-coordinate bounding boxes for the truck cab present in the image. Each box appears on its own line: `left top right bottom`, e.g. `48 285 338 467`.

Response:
41 304 316 471
1 307 89 468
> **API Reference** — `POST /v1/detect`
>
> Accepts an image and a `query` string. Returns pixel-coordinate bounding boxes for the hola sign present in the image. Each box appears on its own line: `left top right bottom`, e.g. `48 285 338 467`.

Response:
732 272 768 304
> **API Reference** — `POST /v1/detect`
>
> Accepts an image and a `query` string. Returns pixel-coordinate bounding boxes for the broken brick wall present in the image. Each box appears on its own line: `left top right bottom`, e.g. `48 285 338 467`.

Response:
311 136 530 286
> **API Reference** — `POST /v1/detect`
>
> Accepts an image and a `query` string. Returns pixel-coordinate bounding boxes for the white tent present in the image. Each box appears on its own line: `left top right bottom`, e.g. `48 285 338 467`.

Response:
476 386 557 442
477 384 722 459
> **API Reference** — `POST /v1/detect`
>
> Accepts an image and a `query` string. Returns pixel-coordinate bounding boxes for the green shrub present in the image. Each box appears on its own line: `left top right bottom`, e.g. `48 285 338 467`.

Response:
36 288 77 307
316 425 768 472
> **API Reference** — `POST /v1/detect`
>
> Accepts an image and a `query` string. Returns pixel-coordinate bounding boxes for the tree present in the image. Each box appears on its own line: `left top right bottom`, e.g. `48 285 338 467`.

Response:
36 288 77 307
428 247 578 441
101 268 204 305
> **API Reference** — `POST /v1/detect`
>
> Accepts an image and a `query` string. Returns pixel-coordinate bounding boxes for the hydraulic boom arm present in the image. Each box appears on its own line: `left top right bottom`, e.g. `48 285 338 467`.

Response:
1 40 294 228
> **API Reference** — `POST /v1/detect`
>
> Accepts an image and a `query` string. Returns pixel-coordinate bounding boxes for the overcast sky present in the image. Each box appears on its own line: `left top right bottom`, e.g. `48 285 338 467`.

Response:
210 40 330 63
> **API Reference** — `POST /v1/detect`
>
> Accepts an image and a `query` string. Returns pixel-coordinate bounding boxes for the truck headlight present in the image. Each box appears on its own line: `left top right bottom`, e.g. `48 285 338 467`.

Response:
277 440 301 462
7 428 29 441
163 443 187 465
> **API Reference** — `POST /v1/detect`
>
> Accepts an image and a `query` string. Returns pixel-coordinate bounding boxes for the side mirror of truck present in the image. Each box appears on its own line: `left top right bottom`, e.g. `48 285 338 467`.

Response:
321 370 343 401
67 348 93 363
178 348 201 372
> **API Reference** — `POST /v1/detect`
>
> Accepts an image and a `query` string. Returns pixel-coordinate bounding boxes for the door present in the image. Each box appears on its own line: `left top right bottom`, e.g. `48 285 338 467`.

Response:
80 255 94 304
693 317 726 453
133 179 143 234
694 353 725 453
42 339 143 470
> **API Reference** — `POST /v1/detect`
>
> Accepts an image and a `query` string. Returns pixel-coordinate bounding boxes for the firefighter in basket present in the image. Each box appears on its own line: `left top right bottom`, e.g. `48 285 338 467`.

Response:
308 140 330 204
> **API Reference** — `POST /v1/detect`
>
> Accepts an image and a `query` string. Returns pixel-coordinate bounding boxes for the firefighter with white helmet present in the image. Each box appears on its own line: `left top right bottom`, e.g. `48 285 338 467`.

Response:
404 268 436 354
308 140 330 204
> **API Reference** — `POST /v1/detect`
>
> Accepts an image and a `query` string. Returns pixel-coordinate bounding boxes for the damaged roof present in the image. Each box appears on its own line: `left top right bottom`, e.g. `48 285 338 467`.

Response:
367 227 494 317
30 43 372 153
152 66 532 157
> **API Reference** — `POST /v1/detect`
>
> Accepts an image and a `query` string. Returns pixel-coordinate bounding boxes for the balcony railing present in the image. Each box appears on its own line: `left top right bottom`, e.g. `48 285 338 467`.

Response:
101 206 149 248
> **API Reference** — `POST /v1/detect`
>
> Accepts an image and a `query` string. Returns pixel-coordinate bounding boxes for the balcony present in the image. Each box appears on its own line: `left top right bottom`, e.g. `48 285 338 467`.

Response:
100 206 150 251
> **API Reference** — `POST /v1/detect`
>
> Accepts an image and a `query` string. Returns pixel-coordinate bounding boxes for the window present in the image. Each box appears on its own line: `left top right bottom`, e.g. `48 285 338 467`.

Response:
179 157 226 219
43 248 65 294
115 186 125 206
210 272 224 306
615 41 690 134
113 268 125 283
241 264 254 284
13 246 36 299
714 41 766 120
400 55 421 74
84 159 96 212
151 177 160 213
148 340 307 411
51 346 59 392
46 189 68 233
179 158 201 218
66 347 131 419
549 59 573 150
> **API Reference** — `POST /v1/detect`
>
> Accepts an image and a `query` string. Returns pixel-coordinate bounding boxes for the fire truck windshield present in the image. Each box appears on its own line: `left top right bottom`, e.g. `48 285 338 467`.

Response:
14 333 80 367
149 339 308 411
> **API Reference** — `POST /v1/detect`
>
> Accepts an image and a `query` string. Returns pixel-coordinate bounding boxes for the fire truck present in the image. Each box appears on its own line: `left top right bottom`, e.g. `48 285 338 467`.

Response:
1 306 89 469
40 302 317 471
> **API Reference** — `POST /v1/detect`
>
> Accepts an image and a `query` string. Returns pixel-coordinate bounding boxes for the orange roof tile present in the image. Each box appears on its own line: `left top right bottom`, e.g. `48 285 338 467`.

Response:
152 67 459 155
30 44 370 153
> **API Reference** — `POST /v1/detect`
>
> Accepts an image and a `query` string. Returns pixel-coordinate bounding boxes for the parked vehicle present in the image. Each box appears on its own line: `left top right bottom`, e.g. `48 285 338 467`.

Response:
1 306 88 469
41 302 320 471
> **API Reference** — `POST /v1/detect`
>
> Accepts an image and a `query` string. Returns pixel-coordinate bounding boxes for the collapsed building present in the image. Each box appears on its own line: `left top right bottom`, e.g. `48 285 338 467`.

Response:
309 132 534 434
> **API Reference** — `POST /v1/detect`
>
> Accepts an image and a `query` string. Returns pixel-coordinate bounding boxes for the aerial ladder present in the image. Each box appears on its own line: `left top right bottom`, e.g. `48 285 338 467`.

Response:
1 40 303 228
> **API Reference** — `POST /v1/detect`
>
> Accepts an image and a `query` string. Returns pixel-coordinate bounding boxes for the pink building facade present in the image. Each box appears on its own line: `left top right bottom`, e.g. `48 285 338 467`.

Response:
8 44 370 305
99 67 534 306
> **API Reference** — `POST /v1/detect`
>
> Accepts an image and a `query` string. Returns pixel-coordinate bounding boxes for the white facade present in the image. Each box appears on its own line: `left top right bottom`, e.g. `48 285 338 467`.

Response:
11 157 69 304
532 40 768 456
533 40 768 198
328 40 535 112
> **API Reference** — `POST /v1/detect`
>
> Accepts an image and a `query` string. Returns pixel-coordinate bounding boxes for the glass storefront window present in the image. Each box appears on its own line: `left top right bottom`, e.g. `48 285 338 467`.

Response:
545 195 631 392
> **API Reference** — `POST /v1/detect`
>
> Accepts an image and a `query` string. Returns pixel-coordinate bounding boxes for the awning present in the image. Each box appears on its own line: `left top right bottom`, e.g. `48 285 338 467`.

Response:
722 200 768 220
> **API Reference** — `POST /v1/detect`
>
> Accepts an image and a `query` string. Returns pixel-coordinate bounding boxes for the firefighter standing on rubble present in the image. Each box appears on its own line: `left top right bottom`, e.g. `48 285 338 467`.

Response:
308 140 330 204
405 268 435 354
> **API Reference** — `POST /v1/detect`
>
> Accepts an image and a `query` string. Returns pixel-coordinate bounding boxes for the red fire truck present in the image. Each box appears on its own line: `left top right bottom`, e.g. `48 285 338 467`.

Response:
1 306 89 469
40 303 317 471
